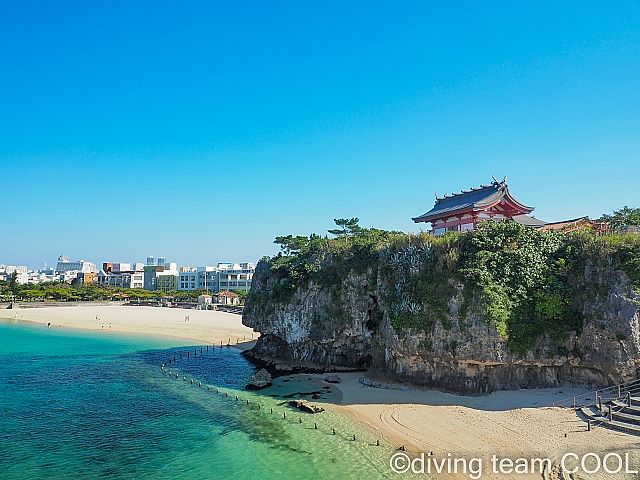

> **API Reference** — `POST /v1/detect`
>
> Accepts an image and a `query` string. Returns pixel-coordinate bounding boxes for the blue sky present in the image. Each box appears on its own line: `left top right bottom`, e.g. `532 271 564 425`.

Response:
1 1 639 269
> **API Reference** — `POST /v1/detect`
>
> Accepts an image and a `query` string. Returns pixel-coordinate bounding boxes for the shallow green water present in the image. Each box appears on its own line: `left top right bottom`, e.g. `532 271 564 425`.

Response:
0 320 405 479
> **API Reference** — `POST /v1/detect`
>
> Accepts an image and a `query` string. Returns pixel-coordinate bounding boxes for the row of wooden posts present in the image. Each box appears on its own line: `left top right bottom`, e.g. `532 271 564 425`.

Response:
159 345 385 447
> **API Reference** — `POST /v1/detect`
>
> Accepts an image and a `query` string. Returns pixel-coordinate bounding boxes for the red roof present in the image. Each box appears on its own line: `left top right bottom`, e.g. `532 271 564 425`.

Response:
413 178 534 224
216 291 238 297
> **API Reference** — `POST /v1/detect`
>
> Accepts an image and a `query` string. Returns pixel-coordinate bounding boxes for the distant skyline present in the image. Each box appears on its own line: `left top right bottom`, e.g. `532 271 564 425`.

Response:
2 1 639 270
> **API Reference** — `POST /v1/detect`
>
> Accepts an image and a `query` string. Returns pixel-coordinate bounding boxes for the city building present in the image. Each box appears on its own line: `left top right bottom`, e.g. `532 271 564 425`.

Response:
214 291 240 305
156 272 178 293
179 267 198 290
75 272 98 285
3 265 29 284
96 270 144 289
215 263 254 292
56 255 96 273
198 294 212 306
177 266 218 292
200 267 217 292
144 262 178 291
412 177 537 234
5 265 28 274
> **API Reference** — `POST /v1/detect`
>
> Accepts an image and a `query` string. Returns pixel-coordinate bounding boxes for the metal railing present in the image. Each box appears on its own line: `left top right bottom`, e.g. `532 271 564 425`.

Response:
546 378 640 408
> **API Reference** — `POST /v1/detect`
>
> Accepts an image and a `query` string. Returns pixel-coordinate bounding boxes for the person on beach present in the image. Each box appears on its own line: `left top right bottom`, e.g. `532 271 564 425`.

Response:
109 323 112 329
101 324 104 330
47 322 50 328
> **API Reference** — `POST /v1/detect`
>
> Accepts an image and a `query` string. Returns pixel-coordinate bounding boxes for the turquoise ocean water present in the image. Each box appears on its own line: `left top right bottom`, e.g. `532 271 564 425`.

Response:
0 320 408 480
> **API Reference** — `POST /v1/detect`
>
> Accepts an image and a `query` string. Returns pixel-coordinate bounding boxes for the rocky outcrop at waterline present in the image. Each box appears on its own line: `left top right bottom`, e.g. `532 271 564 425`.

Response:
288 399 325 414
242 227 640 395
246 369 273 390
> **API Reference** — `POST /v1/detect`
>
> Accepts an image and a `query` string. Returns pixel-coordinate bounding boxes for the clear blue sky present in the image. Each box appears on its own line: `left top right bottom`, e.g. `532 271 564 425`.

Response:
1 1 639 270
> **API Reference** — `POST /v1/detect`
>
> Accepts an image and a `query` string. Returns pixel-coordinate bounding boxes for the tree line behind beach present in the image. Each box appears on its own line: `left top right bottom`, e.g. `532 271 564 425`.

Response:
0 279 249 304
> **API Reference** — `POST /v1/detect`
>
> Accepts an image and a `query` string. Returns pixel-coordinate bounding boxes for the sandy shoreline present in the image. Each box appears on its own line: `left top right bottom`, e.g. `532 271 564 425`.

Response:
0 304 258 350
4 304 639 479
326 372 640 480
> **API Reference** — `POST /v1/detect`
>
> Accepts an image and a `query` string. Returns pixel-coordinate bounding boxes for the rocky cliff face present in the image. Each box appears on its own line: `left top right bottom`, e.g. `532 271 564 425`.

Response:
243 260 640 394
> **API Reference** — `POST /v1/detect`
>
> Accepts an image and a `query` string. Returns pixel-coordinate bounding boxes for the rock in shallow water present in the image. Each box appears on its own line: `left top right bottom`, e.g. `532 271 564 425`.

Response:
246 369 273 390
324 375 341 383
288 399 325 414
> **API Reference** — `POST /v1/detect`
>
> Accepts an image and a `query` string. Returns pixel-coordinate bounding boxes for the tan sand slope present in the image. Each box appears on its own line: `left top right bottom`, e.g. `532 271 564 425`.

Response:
0 305 258 349
329 373 640 480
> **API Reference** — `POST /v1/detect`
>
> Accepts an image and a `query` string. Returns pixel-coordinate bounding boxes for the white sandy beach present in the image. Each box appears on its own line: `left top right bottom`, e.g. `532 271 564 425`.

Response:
0 304 258 349
4 304 639 479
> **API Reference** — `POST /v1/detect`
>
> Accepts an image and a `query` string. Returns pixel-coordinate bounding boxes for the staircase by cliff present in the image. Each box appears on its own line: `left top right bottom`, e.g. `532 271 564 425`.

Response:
566 378 640 435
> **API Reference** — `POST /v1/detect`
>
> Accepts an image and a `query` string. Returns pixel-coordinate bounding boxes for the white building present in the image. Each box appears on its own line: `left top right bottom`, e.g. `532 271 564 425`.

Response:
175 263 254 293
96 271 145 289
198 294 212 306
178 267 198 291
5 265 28 274
56 255 96 273
215 263 255 292
58 270 81 283
112 263 130 273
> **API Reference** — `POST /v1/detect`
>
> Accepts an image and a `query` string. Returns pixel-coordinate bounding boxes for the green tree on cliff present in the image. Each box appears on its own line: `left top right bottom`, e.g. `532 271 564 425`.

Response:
328 218 362 244
601 206 640 227
274 235 309 255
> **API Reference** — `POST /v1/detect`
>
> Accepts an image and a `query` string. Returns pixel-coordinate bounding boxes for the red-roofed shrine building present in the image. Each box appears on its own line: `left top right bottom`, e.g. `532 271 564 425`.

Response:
412 177 540 234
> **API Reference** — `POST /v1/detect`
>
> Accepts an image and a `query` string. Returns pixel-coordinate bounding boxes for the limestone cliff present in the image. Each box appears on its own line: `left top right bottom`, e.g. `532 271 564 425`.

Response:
243 259 640 394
